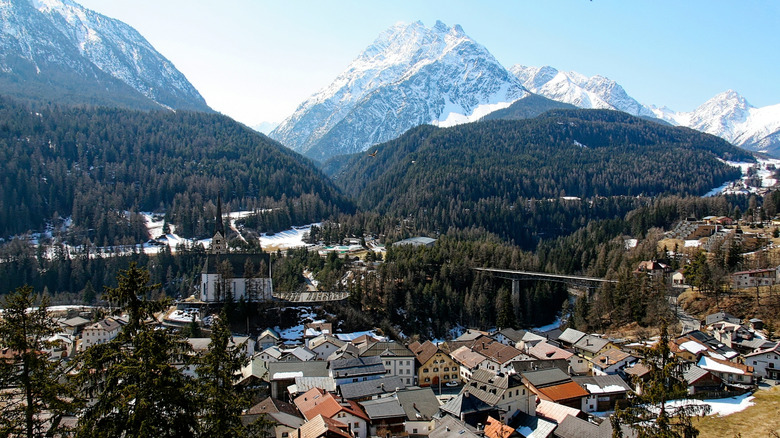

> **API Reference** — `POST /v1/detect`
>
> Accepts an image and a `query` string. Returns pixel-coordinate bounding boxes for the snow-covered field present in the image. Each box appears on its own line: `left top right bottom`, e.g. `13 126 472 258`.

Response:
705 158 780 197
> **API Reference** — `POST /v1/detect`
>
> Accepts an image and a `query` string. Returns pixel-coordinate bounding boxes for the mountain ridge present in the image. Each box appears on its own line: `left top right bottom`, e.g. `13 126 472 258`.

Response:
0 0 210 112
270 20 527 161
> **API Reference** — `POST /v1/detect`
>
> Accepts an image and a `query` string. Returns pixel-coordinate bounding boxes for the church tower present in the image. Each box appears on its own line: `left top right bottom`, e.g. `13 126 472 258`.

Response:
211 194 227 254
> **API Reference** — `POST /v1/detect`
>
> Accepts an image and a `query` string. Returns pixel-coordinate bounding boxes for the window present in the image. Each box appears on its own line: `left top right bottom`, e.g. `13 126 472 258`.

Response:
423 368 429 373
424 377 430 382
282 433 288 438
413 429 418 434
433 368 439 372
444 367 449 371
354 423 359 428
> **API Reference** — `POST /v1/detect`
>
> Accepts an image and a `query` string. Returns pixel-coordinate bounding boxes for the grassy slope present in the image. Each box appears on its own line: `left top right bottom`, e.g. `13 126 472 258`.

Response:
694 386 780 437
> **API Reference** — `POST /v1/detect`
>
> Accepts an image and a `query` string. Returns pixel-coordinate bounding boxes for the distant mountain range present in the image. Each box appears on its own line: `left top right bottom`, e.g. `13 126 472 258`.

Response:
272 21 780 160
0 0 210 111
270 20 527 161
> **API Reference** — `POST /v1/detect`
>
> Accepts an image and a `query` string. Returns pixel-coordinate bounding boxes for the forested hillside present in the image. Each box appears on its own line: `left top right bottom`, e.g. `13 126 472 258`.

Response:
0 96 352 242
327 110 752 246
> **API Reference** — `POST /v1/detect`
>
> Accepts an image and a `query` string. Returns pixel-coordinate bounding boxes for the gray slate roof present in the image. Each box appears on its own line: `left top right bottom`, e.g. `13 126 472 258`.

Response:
430 416 481 438
439 391 493 418
557 328 586 345
359 397 406 420
396 387 440 421
339 376 407 400
268 360 329 380
521 368 571 388
574 335 610 354
329 356 385 378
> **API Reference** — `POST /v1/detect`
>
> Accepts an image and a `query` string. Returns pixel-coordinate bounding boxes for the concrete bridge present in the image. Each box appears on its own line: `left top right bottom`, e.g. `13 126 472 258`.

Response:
271 291 349 303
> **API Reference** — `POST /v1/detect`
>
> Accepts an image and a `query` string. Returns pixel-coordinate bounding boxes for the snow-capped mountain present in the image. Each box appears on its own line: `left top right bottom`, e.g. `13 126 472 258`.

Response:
510 65 780 156
270 20 527 161
0 0 209 111
509 65 656 118
651 90 780 155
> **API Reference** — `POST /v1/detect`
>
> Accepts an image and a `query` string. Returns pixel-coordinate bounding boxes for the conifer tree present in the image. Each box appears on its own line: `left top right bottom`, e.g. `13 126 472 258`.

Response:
612 321 709 437
195 308 250 437
74 263 197 437
0 286 79 438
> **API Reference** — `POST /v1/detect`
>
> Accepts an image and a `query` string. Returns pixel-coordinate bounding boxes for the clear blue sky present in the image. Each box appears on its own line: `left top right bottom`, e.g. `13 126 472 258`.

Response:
78 0 780 127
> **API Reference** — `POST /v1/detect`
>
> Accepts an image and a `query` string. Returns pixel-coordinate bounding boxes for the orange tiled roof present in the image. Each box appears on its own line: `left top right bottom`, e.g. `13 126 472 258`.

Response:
484 416 515 438
537 381 589 402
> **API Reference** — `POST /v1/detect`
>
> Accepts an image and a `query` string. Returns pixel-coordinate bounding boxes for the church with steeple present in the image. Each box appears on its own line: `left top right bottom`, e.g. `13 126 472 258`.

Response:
200 195 272 303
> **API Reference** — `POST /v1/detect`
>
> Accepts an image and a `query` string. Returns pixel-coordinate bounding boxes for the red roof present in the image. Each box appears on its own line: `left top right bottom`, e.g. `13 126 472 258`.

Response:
537 381 589 402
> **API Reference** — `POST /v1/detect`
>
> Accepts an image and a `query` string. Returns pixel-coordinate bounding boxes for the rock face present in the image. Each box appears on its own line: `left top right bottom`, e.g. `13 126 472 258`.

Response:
0 0 210 111
270 20 527 161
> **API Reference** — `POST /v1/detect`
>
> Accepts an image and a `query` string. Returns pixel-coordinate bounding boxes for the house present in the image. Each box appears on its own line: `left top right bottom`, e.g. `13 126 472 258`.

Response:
512 411 557 438
450 346 489 382
493 328 526 347
309 335 347 360
409 340 460 387
556 329 586 348
241 397 303 437
534 399 584 425
511 358 571 375
572 335 614 360
633 260 672 282
305 322 334 339
80 318 122 351
329 356 386 386
258 328 281 350
705 312 741 326
338 376 407 401
484 416 520 438
572 375 632 413
731 268 778 289
521 369 589 410
186 336 256 358
57 316 91 336
518 331 549 351
358 396 407 437
553 414 636 438
696 356 755 386
671 270 687 287
294 388 369 438
472 339 526 374
670 331 739 362
288 376 338 398
682 365 723 395
527 341 587 375
359 341 417 386
295 414 353 438
267 361 330 400
429 416 481 438
588 348 637 376
395 387 440 436
438 391 499 428
745 342 780 379
463 369 536 421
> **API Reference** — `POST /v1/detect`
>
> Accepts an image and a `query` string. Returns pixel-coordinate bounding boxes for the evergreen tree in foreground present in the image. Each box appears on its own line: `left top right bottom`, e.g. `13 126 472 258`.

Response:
0 286 79 437
612 321 710 437
195 308 251 437
74 263 197 437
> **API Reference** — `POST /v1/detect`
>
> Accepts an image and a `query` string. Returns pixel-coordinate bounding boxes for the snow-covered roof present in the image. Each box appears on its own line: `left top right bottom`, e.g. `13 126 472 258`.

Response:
697 356 747 375
680 340 708 354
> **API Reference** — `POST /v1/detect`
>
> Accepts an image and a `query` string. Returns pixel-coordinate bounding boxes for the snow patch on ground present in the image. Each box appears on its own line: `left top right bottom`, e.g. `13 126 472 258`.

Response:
666 393 755 417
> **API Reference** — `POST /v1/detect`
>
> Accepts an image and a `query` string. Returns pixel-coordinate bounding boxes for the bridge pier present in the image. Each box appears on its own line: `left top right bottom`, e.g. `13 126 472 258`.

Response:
512 279 521 321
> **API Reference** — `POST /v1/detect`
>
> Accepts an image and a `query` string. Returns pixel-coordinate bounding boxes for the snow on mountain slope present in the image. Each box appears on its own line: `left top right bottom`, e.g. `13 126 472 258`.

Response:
0 0 209 111
511 64 780 156
270 20 527 161
652 90 780 155
509 64 655 118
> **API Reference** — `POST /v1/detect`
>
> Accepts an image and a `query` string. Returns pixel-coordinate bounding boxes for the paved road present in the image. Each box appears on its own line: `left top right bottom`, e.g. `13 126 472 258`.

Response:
668 296 701 334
